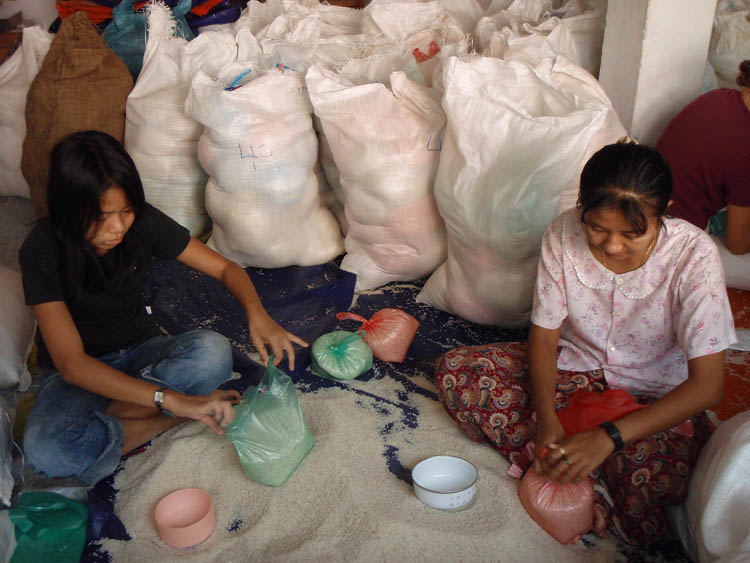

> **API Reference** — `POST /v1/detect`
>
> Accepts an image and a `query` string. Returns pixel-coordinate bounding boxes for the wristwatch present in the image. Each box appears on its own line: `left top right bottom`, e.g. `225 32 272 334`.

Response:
599 420 624 452
153 386 175 417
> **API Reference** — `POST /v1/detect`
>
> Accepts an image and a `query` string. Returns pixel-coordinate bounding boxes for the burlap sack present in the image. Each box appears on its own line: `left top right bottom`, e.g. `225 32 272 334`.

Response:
21 11 133 218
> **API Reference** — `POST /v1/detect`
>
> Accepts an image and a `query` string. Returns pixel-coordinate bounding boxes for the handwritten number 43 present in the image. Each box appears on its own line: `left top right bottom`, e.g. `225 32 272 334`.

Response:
239 144 274 170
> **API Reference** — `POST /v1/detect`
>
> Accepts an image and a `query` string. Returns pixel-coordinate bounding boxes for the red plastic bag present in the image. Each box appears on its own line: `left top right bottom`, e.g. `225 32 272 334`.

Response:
556 389 645 435
336 309 419 363
558 388 694 441
518 468 594 544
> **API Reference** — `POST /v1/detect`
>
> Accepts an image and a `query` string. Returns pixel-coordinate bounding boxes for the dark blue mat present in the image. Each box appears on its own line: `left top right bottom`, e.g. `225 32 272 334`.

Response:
84 259 523 556
82 259 687 562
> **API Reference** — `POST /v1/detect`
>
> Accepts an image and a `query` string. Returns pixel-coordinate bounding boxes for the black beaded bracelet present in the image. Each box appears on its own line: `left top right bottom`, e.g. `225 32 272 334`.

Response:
599 421 625 452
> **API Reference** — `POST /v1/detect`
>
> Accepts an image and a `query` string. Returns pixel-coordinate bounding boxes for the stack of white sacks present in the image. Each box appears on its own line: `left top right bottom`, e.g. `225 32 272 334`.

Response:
129 0 624 322
3 0 631 327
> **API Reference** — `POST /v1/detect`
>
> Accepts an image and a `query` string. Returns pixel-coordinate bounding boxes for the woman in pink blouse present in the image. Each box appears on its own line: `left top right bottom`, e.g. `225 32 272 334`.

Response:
435 142 736 545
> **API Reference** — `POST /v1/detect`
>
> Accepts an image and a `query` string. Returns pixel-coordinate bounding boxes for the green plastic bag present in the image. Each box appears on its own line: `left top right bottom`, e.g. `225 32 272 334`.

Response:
311 330 373 380
8 492 87 563
225 358 315 487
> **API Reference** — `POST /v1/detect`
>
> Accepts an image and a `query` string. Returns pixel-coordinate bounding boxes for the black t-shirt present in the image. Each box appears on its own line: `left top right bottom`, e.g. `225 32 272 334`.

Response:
19 204 190 369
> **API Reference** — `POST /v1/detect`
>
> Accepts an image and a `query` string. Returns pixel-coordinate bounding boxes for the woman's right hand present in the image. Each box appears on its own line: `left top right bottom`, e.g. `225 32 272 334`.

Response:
166 389 241 435
531 415 566 474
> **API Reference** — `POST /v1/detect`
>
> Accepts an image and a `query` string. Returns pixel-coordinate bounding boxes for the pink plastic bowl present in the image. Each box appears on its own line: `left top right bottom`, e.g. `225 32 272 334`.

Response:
154 488 216 548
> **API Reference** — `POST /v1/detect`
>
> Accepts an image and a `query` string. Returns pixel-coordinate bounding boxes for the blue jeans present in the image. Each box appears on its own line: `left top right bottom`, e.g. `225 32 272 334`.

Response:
23 330 232 485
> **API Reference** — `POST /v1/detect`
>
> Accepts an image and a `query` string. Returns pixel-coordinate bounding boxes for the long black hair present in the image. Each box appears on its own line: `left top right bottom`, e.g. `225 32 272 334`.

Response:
577 141 673 236
47 130 147 293
737 59 750 88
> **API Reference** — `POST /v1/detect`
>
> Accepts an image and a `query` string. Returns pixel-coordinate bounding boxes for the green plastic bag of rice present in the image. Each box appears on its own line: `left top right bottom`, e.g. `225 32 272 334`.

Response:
225 358 315 487
311 330 373 380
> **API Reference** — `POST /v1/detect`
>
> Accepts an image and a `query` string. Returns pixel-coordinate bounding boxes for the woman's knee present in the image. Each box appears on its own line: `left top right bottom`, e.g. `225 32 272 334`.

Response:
191 330 232 379
23 413 113 481
164 330 233 394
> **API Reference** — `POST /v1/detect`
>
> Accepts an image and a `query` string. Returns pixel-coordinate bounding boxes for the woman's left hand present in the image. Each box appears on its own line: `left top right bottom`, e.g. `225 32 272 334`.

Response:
542 428 615 484
248 313 308 371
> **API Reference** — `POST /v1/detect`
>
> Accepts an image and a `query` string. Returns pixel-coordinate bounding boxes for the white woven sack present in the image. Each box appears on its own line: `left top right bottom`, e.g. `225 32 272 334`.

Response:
185 66 343 268
0 396 13 508
306 64 446 291
125 3 236 236
406 25 470 86
685 411 750 563
709 5 750 88
241 2 364 75
417 54 625 326
555 0 606 77
0 266 35 391
479 0 605 76
257 27 362 75
314 118 347 235
486 0 517 15
362 0 463 43
279 1 363 38
506 0 553 23
232 0 284 36
441 0 487 34
0 26 52 198
474 0 553 53
484 17 579 66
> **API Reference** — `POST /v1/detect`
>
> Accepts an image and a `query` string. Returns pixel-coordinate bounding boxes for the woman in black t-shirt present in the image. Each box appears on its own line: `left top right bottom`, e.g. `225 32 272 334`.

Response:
19 131 308 485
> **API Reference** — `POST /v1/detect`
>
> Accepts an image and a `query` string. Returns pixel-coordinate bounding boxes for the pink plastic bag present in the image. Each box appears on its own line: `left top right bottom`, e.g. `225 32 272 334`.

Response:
518 468 594 545
336 309 419 363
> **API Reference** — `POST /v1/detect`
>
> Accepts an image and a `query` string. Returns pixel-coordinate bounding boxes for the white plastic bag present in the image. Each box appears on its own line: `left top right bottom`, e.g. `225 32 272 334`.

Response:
125 3 236 236
185 65 343 268
307 64 447 291
0 26 52 198
684 411 750 562
417 54 625 326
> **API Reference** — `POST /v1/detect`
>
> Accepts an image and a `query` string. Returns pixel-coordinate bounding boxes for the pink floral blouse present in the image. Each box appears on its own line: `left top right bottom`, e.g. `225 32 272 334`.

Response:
531 208 737 397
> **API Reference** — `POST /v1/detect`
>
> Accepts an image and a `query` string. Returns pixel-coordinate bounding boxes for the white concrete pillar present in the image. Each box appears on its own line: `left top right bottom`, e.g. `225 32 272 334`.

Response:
599 0 718 145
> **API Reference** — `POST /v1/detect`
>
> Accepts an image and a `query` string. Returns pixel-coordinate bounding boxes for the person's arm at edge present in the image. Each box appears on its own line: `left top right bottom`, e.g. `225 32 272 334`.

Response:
608 351 724 445
725 204 750 254
35 300 169 404
175 238 308 370
528 322 565 471
528 323 561 426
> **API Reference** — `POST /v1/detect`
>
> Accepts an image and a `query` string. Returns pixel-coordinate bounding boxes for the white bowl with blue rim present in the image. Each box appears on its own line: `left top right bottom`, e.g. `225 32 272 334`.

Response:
412 455 478 511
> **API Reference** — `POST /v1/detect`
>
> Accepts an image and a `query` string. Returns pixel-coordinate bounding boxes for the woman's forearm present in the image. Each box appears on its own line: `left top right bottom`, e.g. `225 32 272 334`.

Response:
220 260 270 323
60 354 164 406
528 323 561 422
608 351 725 444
